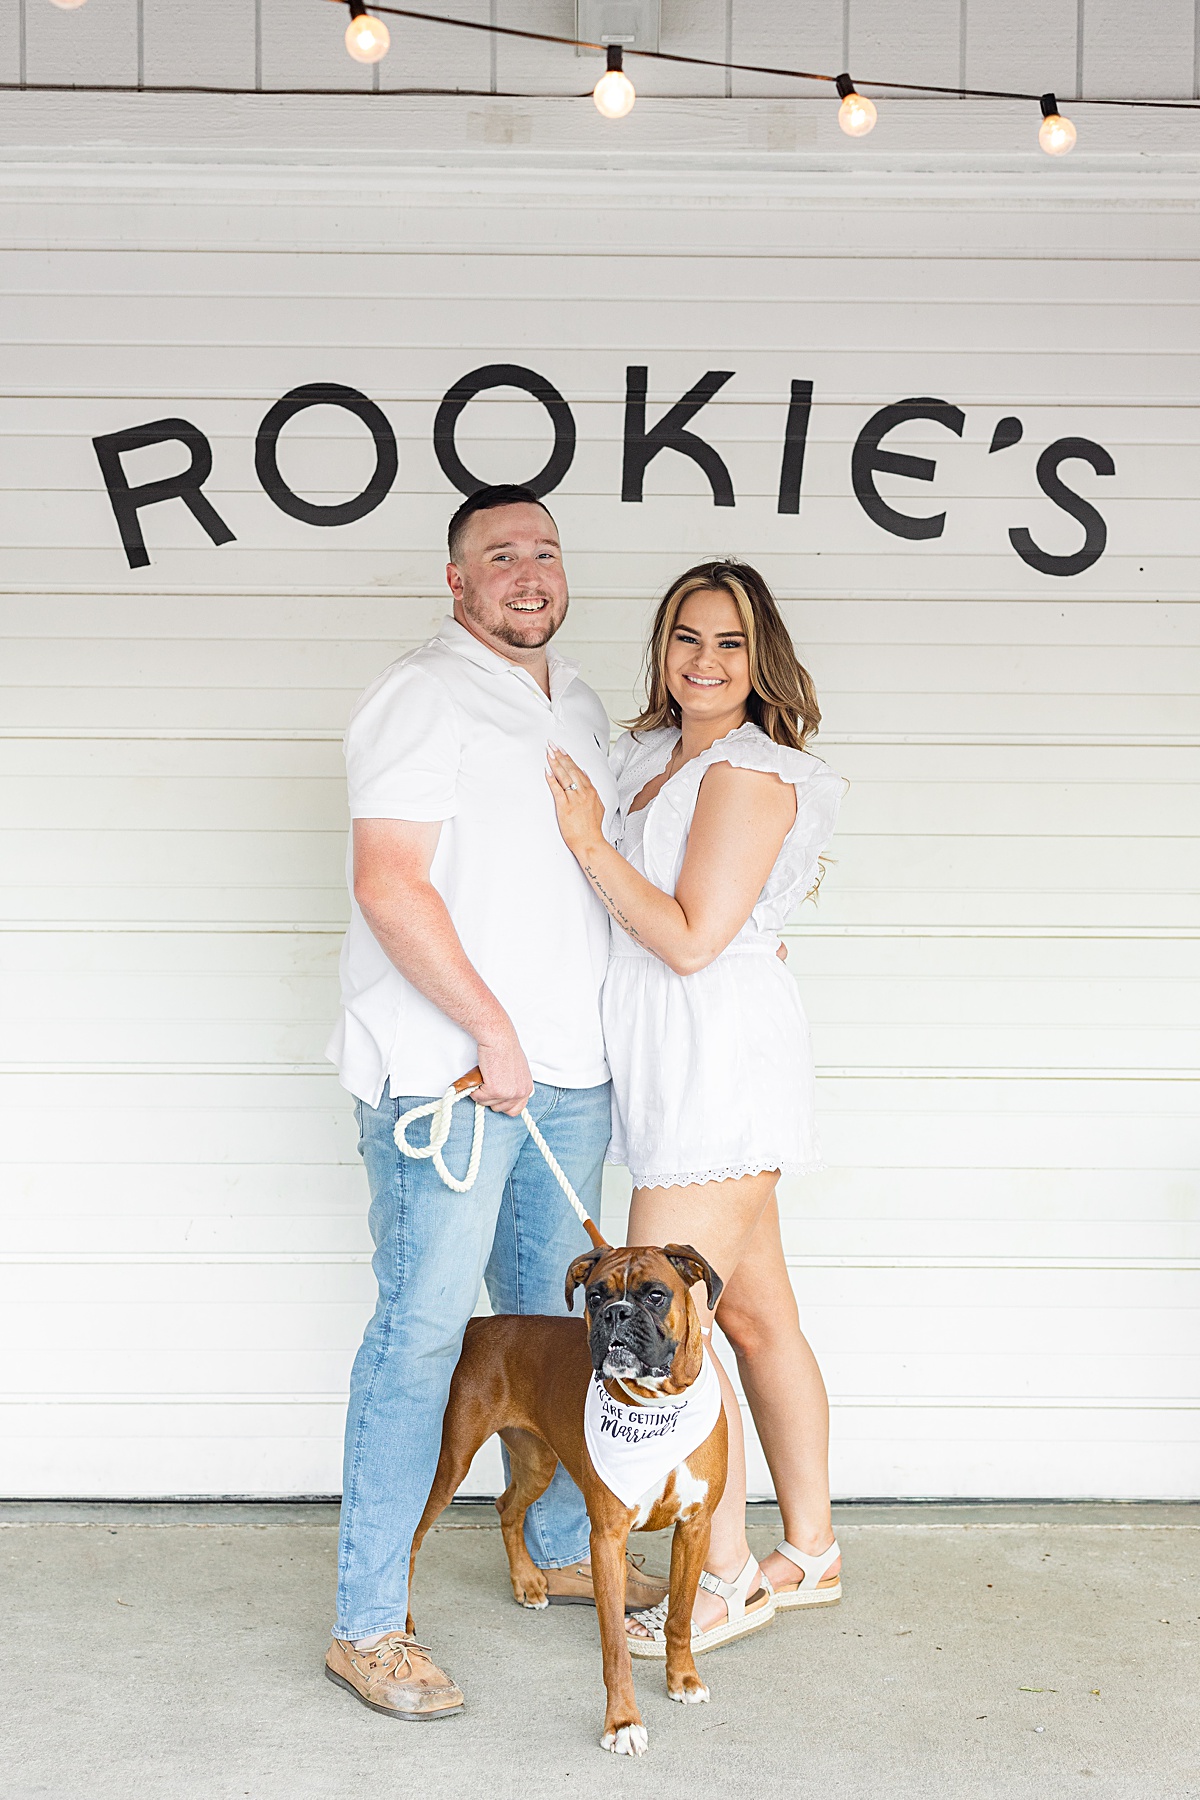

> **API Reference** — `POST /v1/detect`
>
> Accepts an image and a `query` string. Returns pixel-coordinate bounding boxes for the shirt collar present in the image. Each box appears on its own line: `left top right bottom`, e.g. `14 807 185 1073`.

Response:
435 614 579 699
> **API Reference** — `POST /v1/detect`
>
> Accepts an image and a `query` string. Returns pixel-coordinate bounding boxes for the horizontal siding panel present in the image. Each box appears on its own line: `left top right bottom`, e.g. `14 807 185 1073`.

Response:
3 1402 1194 1501
11 737 1199 784
2 596 1199 646
6 291 1200 354
1 192 1196 268
6 638 1200 698
0 554 1193 602
4 253 1200 308
2 1259 1194 1319
6 859 1188 926
0 1074 1195 1168
1 1020 1191 1075
5 928 1198 978
1 774 1193 838
5 686 1197 742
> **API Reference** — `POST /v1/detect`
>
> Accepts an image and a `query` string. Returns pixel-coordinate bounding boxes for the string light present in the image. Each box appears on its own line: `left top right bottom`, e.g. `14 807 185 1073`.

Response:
1038 92 1077 155
836 73 877 137
23 0 1178 141
593 44 636 119
344 0 390 64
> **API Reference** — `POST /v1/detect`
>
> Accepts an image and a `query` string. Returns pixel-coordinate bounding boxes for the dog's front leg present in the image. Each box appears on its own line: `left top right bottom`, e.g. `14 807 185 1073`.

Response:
591 1526 647 1756
664 1511 711 1706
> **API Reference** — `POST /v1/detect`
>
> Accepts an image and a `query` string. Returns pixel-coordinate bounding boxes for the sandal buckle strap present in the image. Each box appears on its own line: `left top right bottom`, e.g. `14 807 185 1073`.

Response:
777 1538 841 1583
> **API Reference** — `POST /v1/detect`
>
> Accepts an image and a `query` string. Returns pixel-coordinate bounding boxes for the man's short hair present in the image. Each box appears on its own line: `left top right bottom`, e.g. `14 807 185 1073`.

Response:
447 484 557 563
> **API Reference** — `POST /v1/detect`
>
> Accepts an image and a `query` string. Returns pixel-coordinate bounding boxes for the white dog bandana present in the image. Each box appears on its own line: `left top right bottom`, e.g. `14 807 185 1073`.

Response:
583 1350 722 1510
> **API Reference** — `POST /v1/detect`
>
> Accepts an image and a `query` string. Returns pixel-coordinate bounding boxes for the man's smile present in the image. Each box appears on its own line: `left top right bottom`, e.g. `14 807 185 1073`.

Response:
507 596 550 613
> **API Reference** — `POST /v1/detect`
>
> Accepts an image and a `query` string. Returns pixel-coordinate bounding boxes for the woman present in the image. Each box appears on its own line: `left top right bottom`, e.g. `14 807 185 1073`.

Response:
545 560 844 1656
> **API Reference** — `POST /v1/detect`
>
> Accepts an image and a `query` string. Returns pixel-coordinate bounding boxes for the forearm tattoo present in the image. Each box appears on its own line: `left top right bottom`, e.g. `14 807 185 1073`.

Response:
582 863 641 940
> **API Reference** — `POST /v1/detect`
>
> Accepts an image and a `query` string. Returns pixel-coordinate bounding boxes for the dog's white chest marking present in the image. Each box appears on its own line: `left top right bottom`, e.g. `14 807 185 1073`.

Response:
673 1458 709 1520
584 1350 722 1511
631 1457 709 1527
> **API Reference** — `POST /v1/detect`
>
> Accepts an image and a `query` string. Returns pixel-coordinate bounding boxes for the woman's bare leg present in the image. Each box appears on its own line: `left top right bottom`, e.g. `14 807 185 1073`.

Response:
625 1171 778 1633
716 1196 839 1591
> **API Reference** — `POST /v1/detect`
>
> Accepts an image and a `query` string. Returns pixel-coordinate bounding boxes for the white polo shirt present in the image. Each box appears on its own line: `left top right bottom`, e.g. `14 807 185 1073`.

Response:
326 615 617 1106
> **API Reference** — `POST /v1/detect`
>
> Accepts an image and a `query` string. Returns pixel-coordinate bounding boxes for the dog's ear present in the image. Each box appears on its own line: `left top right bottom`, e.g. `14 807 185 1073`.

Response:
565 1249 604 1312
662 1243 724 1312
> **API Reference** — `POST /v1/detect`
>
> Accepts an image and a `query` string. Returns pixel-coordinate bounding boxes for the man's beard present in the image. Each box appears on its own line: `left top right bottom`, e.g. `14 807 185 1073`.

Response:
492 612 558 648
461 587 565 649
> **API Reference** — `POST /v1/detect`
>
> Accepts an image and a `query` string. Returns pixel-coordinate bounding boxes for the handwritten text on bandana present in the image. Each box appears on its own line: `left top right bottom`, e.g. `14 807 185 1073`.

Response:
583 1350 721 1510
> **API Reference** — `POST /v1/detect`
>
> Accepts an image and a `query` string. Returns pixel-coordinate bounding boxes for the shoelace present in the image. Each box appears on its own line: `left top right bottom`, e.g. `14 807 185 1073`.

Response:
572 1552 653 1577
356 1633 433 1675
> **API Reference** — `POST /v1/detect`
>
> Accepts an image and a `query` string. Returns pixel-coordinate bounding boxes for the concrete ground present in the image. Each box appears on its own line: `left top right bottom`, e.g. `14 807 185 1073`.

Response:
3 1500 1197 1800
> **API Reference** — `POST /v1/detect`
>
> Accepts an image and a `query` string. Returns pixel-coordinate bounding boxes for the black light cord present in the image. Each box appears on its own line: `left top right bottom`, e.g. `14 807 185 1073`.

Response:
332 0 1200 109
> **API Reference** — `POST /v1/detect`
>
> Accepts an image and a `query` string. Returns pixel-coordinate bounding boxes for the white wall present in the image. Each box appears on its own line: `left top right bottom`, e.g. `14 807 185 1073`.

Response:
0 67 1197 1499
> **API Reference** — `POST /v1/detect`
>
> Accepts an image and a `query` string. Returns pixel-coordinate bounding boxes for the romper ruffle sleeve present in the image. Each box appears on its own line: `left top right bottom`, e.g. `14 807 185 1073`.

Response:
640 723 844 935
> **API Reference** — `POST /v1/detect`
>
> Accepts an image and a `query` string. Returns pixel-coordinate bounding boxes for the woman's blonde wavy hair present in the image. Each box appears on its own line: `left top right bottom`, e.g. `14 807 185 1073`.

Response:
629 560 821 750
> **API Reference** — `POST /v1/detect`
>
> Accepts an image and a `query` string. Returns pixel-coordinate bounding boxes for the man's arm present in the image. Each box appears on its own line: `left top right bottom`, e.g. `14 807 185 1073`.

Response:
352 816 532 1114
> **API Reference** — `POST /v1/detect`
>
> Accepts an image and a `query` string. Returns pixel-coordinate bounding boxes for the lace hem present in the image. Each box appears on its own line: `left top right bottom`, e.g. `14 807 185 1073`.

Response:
626 1157 825 1189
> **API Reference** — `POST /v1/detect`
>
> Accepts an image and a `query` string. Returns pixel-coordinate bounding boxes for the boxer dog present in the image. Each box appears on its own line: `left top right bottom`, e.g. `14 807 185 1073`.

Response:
407 1243 729 1756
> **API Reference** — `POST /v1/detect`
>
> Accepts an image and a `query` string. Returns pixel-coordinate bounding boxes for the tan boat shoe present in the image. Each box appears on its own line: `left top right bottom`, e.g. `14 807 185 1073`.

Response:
543 1553 669 1613
325 1631 464 1721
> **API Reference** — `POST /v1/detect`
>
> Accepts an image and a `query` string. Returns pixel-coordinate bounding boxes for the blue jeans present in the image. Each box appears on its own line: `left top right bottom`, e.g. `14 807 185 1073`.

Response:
335 1078 610 1639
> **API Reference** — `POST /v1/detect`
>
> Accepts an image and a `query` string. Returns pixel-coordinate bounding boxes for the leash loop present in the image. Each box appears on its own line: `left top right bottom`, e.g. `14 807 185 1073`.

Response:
393 1083 487 1193
394 1069 607 1247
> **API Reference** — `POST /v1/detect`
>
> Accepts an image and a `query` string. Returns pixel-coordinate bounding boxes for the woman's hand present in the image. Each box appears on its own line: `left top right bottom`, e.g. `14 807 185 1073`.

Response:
545 745 606 859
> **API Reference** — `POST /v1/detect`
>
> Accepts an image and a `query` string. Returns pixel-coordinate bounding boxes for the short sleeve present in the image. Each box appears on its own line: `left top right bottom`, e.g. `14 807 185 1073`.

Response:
641 723 844 928
344 661 461 822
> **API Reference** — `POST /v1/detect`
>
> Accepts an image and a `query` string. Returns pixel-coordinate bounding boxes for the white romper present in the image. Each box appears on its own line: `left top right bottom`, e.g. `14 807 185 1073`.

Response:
602 721 844 1189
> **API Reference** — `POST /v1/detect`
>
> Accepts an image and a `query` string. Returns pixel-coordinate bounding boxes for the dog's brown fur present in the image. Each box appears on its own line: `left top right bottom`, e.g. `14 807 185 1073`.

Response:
407 1246 728 1752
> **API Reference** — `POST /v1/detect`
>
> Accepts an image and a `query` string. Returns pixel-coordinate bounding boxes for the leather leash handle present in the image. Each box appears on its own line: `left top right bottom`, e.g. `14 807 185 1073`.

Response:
451 1066 608 1251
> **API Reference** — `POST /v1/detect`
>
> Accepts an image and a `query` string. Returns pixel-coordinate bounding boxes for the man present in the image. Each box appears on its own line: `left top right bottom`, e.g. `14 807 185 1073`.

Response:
323 484 666 1720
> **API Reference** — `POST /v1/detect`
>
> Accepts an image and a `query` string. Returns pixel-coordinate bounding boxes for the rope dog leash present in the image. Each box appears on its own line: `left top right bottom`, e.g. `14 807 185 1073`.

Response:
394 1066 608 1249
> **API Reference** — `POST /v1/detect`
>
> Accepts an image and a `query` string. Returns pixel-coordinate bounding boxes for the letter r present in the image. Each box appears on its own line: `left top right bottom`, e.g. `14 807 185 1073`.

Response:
92 418 236 570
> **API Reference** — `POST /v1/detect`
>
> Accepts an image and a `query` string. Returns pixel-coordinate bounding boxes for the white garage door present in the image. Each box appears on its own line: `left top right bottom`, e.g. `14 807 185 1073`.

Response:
1 108 1197 1500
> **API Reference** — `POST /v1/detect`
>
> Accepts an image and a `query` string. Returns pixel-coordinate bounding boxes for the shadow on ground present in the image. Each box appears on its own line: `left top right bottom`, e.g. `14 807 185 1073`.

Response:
3 1500 1198 1800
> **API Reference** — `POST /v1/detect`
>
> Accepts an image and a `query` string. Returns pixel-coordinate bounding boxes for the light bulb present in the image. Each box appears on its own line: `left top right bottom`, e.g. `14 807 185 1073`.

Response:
835 74 876 138
594 46 635 120
345 7 390 64
1038 93 1076 155
48 0 89 10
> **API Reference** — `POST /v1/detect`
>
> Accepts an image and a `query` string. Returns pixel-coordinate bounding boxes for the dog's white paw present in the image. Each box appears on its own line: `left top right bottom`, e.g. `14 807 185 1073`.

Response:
518 1595 549 1610
601 1724 649 1756
668 1682 710 1705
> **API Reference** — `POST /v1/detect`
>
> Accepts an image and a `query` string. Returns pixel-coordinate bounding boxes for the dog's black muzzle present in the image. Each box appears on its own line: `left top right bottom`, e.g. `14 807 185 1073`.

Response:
589 1298 676 1382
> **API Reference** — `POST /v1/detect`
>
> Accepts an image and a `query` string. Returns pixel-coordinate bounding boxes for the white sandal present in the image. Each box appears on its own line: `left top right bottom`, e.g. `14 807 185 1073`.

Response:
771 1537 842 1609
626 1552 776 1659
